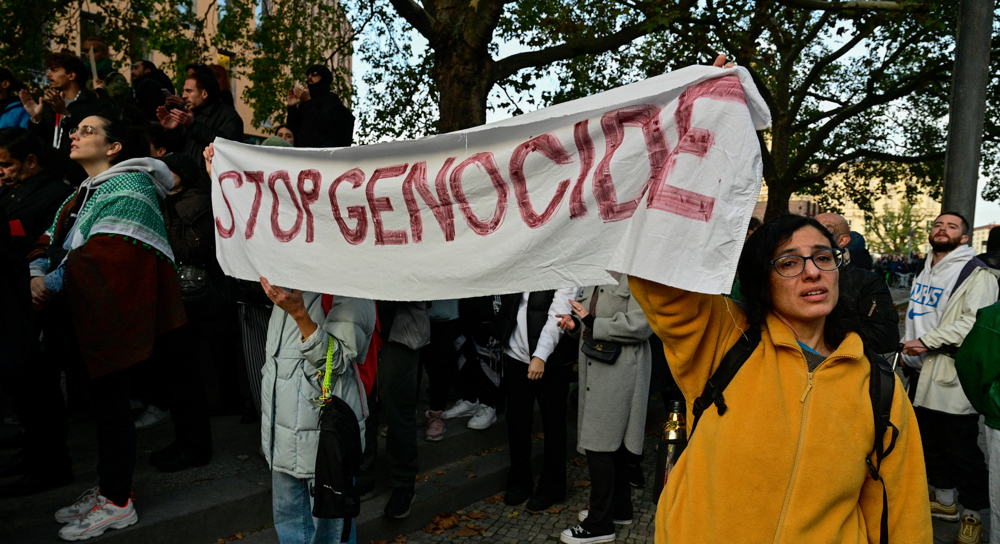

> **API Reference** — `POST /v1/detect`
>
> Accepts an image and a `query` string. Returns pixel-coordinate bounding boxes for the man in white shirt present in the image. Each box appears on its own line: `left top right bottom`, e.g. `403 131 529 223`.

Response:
902 212 998 535
491 288 580 513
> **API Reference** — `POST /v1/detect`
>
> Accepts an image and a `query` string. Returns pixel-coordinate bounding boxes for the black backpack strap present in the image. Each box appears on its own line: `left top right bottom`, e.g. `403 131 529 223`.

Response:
865 347 899 544
690 326 761 440
953 257 988 293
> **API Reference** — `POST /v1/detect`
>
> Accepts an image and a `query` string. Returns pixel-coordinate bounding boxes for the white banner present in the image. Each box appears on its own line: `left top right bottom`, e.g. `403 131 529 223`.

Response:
211 65 771 301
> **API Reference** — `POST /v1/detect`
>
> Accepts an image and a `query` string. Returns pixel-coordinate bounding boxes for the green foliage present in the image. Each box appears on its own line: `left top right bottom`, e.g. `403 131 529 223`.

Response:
215 0 355 128
866 202 929 256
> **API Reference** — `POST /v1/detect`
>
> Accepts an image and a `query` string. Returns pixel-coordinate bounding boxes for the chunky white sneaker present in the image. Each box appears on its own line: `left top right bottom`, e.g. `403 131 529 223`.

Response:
134 406 170 430
467 405 497 430
578 509 633 525
55 487 101 524
441 399 480 420
58 495 137 541
560 524 615 544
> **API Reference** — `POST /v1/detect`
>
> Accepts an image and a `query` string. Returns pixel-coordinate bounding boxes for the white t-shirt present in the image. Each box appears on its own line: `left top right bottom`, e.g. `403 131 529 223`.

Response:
504 288 579 364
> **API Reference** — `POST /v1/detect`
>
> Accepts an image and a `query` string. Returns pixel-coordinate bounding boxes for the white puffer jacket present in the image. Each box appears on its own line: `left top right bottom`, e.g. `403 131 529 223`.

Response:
261 293 375 478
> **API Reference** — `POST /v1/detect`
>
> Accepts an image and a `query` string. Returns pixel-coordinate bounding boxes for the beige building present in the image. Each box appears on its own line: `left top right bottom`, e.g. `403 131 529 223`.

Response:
972 223 999 253
754 180 940 255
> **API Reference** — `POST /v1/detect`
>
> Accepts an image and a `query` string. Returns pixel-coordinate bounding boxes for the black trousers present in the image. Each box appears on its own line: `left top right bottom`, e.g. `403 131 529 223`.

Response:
359 341 419 490
89 367 136 507
455 347 500 408
152 323 212 455
504 356 569 499
422 320 459 412
915 407 989 510
583 444 633 534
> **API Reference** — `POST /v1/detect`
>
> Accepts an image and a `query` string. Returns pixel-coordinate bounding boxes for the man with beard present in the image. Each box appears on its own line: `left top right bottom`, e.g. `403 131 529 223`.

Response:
285 64 355 148
901 211 998 539
157 72 243 171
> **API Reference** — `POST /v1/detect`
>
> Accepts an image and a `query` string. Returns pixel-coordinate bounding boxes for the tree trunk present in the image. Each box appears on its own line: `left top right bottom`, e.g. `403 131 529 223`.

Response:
764 179 793 222
434 47 493 133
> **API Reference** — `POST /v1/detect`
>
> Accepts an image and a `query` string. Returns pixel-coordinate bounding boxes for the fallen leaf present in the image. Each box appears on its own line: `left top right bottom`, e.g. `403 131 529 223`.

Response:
468 473 476 478
545 506 564 514
236 534 245 540
507 511 519 518
452 524 486 537
455 510 466 515
468 511 486 519
371 541 387 544
217 540 225 544
436 471 446 475
573 480 591 488
573 457 587 466
393 536 407 543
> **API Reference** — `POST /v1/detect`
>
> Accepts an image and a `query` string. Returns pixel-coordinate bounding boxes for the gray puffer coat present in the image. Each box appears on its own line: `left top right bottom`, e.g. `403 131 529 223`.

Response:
261 293 375 478
572 274 653 455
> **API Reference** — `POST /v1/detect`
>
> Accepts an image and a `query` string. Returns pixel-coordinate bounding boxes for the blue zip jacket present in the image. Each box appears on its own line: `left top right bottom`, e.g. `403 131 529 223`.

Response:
0 101 29 129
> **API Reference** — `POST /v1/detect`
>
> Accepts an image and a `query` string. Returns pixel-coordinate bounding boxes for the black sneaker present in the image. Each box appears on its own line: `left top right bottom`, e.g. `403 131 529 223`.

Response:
560 524 615 544
504 487 531 506
383 487 415 519
526 493 562 513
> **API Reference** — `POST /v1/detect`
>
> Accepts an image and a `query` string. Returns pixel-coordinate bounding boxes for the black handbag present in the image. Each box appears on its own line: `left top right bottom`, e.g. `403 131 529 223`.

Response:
581 331 622 364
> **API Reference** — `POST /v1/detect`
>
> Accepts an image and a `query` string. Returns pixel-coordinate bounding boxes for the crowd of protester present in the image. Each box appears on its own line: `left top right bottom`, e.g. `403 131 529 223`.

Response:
0 48 997 544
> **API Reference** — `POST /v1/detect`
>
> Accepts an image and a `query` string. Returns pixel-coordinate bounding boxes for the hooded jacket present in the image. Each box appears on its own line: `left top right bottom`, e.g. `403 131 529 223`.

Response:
955 302 1000 429
0 99 29 130
629 277 932 544
905 245 999 414
261 293 375 478
286 65 354 148
132 68 176 121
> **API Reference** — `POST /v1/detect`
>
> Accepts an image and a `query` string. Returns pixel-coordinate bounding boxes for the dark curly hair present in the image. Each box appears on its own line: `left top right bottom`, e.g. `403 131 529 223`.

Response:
736 214 858 347
89 113 148 165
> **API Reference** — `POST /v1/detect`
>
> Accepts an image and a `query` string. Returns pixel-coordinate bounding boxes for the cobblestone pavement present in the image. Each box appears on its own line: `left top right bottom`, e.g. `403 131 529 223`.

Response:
394 431 661 544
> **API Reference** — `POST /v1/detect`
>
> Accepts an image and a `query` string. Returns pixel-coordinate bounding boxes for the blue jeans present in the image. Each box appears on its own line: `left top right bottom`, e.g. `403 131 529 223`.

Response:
272 471 357 544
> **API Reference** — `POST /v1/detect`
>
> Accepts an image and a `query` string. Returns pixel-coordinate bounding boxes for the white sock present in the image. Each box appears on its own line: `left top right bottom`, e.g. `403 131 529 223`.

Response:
936 488 957 506
962 509 981 521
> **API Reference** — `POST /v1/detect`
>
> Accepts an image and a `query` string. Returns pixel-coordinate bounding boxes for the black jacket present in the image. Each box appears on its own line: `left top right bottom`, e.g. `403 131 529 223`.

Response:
490 291 577 365
171 100 244 170
286 91 354 148
839 263 900 354
28 88 117 157
162 186 215 267
0 207 33 373
0 168 73 262
978 250 1000 270
132 69 176 121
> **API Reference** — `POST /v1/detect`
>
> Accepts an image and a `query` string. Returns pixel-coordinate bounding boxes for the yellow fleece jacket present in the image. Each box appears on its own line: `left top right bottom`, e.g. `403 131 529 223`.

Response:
629 278 932 544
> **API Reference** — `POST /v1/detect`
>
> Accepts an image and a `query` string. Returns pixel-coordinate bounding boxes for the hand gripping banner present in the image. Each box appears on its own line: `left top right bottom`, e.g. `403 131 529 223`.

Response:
211 65 771 300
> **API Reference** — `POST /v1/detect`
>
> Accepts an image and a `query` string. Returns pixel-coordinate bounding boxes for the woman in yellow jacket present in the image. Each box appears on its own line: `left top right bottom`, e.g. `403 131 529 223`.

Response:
629 214 932 544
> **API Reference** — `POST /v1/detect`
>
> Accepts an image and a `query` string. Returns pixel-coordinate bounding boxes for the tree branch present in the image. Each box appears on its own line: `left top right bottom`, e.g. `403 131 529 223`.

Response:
788 22 874 120
796 148 945 184
776 0 907 10
387 0 436 39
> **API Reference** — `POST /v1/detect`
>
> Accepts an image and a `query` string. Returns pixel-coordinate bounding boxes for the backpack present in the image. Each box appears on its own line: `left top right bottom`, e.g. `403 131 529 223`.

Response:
689 328 898 544
310 394 362 542
322 295 380 398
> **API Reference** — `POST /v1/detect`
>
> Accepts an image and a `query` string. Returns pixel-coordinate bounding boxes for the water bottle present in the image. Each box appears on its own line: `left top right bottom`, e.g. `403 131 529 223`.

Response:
654 400 687 499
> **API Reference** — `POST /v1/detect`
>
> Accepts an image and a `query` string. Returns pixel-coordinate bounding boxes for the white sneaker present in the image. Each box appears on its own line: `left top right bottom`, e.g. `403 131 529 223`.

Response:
441 399 480 420
56 487 101 524
467 405 497 430
134 406 170 429
578 509 633 525
57 495 137 541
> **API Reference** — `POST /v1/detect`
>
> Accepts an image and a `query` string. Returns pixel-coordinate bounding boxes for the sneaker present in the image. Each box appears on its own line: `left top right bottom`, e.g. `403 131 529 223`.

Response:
441 399 480 420
425 411 446 441
577 509 632 525
55 487 101 524
134 406 170 430
930 498 960 522
956 515 983 544
58 495 137 541
467 405 497 430
628 462 645 488
560 524 615 544
383 487 415 519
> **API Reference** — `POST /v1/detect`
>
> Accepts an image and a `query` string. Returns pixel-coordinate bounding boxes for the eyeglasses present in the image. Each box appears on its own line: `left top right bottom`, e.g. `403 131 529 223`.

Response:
70 125 116 142
770 248 845 278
